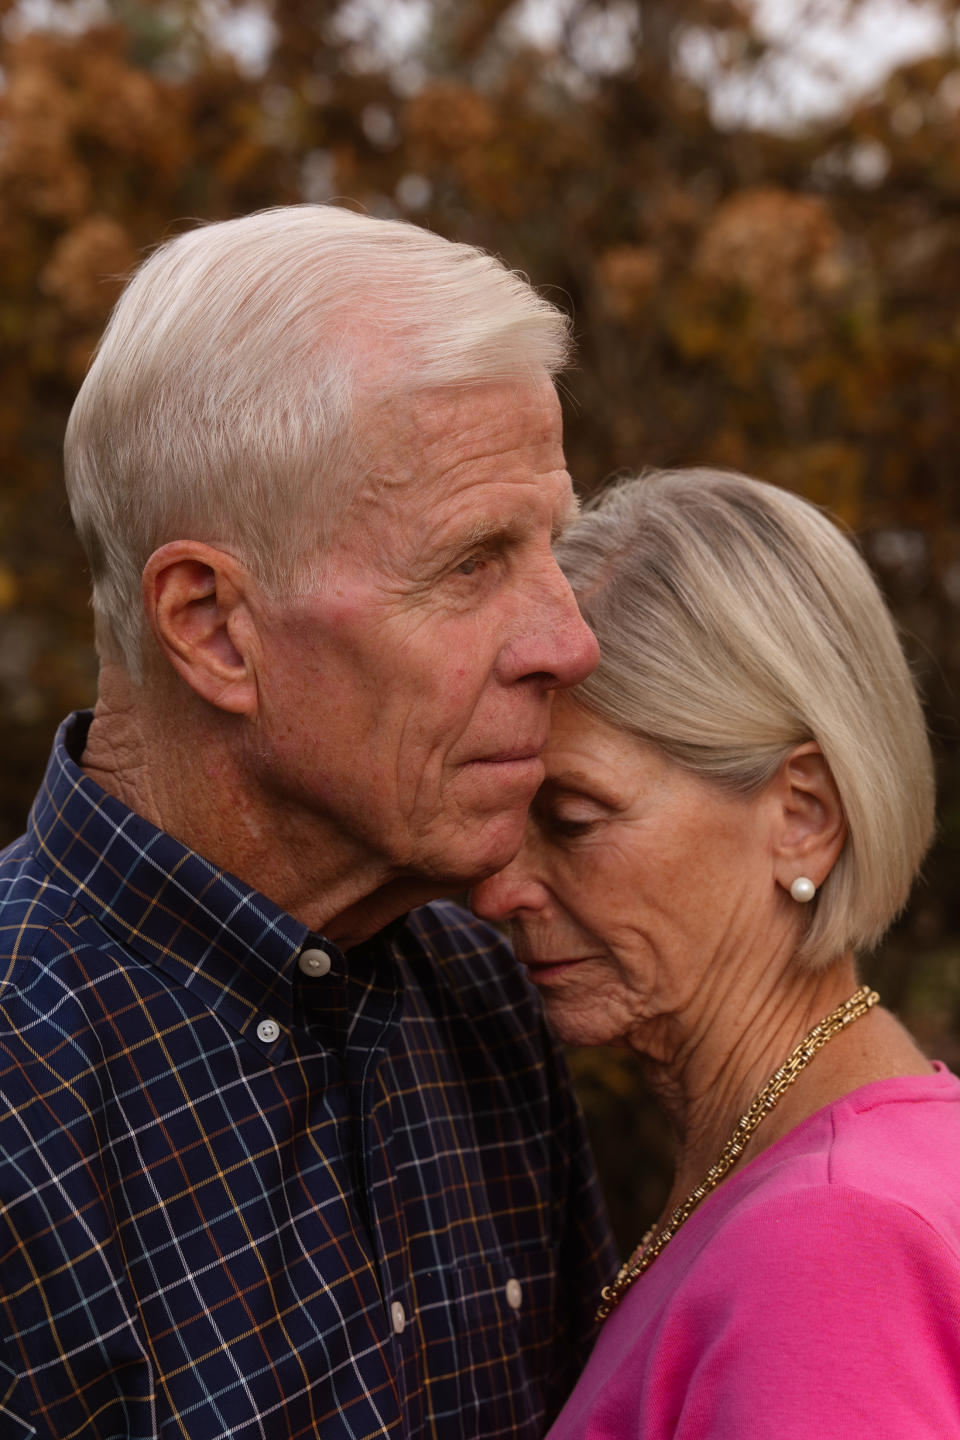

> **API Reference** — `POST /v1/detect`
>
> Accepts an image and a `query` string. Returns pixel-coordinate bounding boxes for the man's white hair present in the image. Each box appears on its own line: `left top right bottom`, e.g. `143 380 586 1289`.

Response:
64 205 572 678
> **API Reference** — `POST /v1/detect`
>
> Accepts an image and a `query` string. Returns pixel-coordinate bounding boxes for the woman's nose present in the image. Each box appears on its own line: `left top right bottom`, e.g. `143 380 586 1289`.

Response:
471 858 546 923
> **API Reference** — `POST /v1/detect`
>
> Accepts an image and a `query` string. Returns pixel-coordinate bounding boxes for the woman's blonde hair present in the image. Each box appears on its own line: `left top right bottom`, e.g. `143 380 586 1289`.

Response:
556 468 935 967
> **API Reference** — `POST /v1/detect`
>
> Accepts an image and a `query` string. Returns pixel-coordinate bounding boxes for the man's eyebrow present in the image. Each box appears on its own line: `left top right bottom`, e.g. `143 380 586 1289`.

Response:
459 516 520 548
434 494 582 560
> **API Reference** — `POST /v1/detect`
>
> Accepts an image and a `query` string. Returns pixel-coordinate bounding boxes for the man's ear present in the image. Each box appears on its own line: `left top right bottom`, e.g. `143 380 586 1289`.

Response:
770 741 847 893
142 542 259 715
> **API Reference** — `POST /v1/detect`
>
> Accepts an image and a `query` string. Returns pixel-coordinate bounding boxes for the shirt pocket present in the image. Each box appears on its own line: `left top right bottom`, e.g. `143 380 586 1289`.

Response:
454 1248 559 1439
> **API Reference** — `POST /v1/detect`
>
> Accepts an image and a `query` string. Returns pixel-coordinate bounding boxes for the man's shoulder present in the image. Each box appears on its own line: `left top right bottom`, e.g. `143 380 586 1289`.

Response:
0 830 80 955
0 826 135 1002
400 899 516 976
395 899 540 1020
403 898 510 956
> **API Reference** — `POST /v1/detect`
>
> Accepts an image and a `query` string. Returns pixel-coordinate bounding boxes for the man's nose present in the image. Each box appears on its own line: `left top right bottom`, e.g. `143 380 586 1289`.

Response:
497 562 599 689
555 579 600 688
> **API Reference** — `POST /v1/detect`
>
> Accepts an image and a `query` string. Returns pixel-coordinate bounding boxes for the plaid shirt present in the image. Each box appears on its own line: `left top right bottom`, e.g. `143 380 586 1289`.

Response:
0 714 616 1440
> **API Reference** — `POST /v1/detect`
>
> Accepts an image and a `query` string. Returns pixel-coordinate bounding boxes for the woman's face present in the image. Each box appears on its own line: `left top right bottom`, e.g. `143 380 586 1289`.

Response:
471 699 786 1049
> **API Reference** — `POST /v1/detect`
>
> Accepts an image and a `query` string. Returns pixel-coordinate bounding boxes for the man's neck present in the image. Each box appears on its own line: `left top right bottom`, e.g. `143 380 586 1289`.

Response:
81 663 435 945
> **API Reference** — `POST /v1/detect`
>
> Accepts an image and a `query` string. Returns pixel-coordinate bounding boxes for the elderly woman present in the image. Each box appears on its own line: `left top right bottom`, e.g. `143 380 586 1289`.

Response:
473 469 960 1439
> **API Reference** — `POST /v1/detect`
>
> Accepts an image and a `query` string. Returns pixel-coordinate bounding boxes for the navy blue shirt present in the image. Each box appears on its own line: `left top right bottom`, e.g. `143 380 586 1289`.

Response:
0 714 616 1439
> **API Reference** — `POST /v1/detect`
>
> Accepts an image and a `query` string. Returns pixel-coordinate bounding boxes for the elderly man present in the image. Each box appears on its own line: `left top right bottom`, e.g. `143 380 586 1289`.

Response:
0 207 615 1440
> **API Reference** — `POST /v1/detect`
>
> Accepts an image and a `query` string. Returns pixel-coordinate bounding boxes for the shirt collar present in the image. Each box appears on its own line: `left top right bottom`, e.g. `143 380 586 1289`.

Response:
28 712 339 1057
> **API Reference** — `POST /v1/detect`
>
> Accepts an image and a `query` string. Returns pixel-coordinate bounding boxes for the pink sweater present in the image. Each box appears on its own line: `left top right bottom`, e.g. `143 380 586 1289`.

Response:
549 1065 960 1439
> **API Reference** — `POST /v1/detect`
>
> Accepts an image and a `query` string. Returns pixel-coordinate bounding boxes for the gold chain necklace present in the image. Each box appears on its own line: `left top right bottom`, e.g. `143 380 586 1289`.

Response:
595 984 880 1322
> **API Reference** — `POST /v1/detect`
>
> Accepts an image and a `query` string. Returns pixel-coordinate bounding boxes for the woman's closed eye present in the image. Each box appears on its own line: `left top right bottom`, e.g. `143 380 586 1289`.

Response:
548 817 597 839
538 803 606 840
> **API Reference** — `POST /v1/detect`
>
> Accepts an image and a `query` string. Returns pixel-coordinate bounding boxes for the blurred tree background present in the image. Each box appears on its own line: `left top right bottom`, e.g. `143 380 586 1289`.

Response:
2 0 960 1248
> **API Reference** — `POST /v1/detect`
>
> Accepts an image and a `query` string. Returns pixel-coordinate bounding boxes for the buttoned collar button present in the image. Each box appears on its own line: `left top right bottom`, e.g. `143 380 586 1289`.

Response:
298 947 332 978
256 1018 280 1044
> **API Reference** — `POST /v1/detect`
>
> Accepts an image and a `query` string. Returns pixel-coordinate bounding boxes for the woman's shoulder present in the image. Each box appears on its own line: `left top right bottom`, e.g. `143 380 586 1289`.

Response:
826 1061 960 1178
569 1071 960 1440
695 1064 960 1274
651 1070 960 1337
592 1072 960 1440
768 1064 960 1216
625 1066 960 1301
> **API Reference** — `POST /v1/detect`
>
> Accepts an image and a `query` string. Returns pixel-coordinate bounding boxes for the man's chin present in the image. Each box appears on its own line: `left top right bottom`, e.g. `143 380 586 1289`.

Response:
419 811 528 892
451 817 529 881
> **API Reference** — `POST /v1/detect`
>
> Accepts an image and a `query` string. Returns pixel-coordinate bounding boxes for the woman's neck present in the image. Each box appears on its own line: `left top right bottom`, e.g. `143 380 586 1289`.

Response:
629 950 932 1221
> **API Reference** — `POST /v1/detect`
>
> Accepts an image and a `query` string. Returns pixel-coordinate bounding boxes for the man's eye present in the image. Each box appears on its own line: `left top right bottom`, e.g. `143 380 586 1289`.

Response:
456 554 486 576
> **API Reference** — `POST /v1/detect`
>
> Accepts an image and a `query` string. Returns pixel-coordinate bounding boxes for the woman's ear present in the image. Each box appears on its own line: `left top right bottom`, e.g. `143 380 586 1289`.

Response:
770 741 847 894
142 541 260 715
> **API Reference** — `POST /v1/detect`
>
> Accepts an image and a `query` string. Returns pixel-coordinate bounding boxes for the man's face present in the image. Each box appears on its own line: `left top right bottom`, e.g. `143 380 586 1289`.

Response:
249 376 599 892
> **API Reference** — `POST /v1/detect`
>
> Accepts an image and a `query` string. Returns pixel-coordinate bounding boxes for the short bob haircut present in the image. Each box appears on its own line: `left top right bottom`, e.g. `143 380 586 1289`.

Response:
555 468 935 968
64 204 571 679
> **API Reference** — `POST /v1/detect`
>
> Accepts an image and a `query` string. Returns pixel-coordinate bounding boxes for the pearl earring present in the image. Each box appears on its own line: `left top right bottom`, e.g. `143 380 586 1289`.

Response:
790 876 816 903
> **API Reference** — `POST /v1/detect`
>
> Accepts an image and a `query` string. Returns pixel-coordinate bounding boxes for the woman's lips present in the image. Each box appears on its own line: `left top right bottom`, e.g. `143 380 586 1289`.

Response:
523 956 594 978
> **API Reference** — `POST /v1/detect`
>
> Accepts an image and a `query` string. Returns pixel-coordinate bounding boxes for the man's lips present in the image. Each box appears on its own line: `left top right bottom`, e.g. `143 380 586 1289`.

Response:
463 733 548 764
470 749 544 764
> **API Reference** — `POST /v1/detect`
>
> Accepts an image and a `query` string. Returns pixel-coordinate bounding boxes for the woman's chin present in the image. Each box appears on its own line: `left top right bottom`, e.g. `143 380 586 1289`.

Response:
526 974 624 1047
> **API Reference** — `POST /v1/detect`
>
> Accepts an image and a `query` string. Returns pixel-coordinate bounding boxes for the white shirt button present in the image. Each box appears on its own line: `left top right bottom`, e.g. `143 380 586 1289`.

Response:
256 1019 280 1044
505 1278 523 1310
298 948 332 978
391 1301 406 1335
